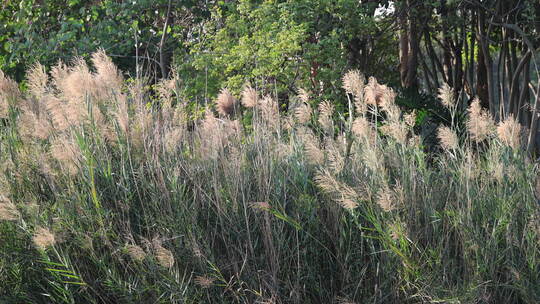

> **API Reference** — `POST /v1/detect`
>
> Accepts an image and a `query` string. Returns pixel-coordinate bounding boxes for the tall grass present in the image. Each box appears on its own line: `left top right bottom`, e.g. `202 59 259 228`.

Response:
0 52 538 303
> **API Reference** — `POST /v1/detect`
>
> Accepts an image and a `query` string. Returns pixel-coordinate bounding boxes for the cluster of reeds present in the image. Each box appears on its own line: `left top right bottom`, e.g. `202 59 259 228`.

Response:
0 52 538 303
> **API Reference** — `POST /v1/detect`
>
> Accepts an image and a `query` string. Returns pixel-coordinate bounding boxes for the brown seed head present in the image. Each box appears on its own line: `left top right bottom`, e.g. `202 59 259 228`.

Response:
215 88 237 116
497 115 522 149
241 85 258 108
467 98 495 143
295 103 311 124
0 196 19 221
342 70 365 98
438 83 455 109
33 227 56 250
194 275 215 288
437 126 459 151
126 244 146 262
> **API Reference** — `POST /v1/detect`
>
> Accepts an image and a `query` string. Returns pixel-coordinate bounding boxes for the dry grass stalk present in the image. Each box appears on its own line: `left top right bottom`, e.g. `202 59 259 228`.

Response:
438 83 455 109
126 244 146 262
33 227 56 250
381 122 408 145
250 201 271 212
352 117 374 141
154 242 174 268
497 115 522 149
467 98 495 143
215 88 237 116
438 126 459 150
318 100 334 132
314 170 358 210
194 275 215 288
376 184 396 212
241 85 258 108
91 49 123 95
342 70 365 98
50 136 82 175
259 95 280 129
327 143 345 174
404 110 416 128
0 70 20 118
26 63 48 100
0 196 19 221
295 103 311 124
297 88 310 103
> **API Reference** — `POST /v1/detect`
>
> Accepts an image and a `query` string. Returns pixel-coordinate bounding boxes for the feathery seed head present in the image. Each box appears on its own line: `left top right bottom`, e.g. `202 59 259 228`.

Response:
381 122 408 145
33 227 56 250
0 70 20 118
467 98 495 143
404 110 416 128
497 115 522 149
352 117 374 142
259 95 280 129
50 136 82 175
126 244 146 262
241 85 258 108
154 243 174 268
194 275 215 288
0 196 19 221
91 49 123 93
297 88 310 103
342 70 365 98
250 202 271 212
318 100 334 132
295 103 311 124
216 88 237 116
26 63 49 100
438 126 459 150
438 83 455 108
376 184 395 212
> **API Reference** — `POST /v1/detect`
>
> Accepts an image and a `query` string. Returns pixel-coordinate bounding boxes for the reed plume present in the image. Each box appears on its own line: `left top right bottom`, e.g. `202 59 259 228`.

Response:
32 227 56 250
376 183 395 212
467 98 495 143
438 83 455 109
318 100 334 133
497 115 522 149
437 126 459 151
194 275 215 288
0 196 19 221
259 95 280 130
91 49 123 95
26 63 49 100
216 88 237 116
0 70 20 118
125 244 146 262
314 169 358 210
342 69 365 99
50 136 82 175
241 85 258 108
153 239 174 268
295 103 311 124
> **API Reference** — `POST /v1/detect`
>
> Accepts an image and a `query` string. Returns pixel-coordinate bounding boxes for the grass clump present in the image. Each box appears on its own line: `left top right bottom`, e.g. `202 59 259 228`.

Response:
0 56 538 303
